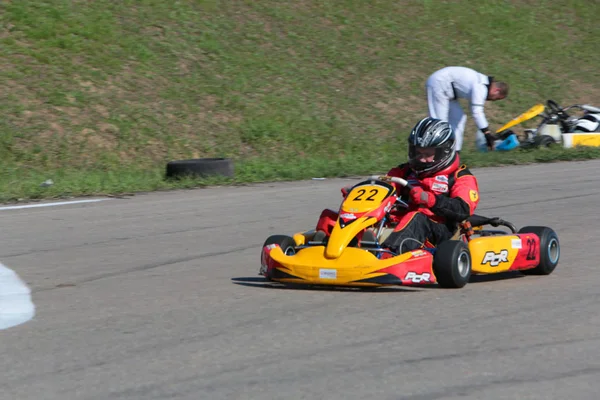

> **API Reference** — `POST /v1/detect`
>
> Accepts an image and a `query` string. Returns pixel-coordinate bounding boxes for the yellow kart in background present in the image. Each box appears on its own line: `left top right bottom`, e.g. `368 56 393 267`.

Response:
487 100 600 151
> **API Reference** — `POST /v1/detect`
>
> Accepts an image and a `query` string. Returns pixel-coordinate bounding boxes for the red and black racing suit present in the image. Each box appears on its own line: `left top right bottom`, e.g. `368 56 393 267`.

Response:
381 154 480 253
315 154 480 254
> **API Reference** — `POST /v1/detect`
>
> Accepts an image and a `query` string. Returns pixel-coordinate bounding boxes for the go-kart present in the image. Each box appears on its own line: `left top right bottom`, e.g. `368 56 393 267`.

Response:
476 99 600 151
259 175 560 289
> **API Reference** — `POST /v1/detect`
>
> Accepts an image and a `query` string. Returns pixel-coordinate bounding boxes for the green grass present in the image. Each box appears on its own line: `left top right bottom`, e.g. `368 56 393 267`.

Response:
1 0 599 201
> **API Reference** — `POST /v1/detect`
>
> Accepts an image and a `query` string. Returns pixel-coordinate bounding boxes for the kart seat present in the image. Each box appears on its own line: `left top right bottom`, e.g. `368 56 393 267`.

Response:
366 215 500 245
363 215 516 248
466 214 498 228
449 214 504 240
452 214 517 239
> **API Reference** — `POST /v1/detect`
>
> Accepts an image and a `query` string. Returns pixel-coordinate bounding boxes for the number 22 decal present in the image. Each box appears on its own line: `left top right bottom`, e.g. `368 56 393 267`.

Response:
353 188 378 201
526 238 537 260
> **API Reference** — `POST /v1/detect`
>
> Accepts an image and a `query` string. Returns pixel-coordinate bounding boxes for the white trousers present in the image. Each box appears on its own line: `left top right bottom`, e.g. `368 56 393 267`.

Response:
426 85 467 151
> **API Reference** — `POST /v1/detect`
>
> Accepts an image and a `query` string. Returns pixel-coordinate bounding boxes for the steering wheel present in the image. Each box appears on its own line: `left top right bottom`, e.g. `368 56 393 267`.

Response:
370 175 413 190
547 99 572 121
369 175 414 209
547 99 562 113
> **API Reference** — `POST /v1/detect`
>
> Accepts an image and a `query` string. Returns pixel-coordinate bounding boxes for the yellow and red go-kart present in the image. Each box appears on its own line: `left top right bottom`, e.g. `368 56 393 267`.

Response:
259 175 560 289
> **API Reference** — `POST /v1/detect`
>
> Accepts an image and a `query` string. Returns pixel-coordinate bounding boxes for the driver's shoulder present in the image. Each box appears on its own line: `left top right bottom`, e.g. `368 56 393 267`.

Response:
455 164 475 178
447 164 478 190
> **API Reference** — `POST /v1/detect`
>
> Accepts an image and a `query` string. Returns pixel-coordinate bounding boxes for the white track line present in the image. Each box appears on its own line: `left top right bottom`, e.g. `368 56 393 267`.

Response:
0 262 35 330
0 198 109 211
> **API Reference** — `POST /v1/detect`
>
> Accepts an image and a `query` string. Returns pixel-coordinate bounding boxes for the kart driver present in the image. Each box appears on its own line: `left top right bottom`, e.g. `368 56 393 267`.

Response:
314 117 480 254
425 66 509 152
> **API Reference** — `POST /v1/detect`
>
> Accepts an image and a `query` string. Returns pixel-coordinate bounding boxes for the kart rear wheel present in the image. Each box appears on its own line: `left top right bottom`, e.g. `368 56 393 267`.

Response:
534 135 556 148
518 226 560 275
433 240 471 289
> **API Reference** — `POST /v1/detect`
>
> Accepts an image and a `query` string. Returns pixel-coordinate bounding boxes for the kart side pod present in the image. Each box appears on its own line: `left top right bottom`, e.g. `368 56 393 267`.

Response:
469 227 560 275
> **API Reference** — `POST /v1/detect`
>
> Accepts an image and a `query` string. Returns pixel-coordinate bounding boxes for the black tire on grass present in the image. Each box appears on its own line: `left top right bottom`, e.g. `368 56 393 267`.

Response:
165 158 234 179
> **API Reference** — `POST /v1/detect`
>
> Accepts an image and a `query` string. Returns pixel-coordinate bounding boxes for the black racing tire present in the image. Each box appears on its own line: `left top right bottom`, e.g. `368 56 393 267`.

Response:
534 135 556 148
262 235 297 256
260 235 297 281
433 240 472 288
518 226 560 275
165 158 234 179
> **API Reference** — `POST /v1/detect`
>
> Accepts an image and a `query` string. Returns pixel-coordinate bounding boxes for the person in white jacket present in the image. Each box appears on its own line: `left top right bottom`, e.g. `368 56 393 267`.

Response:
425 66 509 152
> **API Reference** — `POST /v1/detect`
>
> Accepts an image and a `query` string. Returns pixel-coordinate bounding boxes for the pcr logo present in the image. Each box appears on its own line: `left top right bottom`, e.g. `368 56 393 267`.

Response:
404 271 431 283
482 250 509 267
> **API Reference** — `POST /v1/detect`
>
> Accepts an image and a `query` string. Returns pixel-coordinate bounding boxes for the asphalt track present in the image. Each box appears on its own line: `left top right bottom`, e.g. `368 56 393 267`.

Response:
1 159 600 400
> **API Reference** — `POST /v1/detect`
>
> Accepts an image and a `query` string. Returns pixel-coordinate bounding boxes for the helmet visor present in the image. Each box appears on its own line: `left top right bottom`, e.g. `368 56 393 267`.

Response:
408 144 452 174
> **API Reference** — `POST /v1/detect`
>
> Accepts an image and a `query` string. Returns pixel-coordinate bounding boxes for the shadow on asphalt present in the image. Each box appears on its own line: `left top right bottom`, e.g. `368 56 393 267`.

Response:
469 271 526 283
231 270 526 292
230 277 422 293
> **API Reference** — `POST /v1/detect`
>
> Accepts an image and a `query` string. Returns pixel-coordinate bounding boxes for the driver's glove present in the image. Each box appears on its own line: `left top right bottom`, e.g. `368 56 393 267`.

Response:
483 130 496 150
409 186 436 208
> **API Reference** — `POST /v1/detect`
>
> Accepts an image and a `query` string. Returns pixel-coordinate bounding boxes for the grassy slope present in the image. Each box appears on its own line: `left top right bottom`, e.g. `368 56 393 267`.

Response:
1 0 599 201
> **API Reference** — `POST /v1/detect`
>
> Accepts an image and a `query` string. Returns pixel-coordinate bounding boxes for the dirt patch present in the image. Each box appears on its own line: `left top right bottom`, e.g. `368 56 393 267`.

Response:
98 123 120 134
93 105 110 118
84 129 116 150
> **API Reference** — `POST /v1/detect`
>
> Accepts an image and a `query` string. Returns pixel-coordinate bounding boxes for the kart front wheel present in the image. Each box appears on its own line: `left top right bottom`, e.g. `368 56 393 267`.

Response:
262 235 297 256
518 226 560 275
433 240 472 289
260 235 297 281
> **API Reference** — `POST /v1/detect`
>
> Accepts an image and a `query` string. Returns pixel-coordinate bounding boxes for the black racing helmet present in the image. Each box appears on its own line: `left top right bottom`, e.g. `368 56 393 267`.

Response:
407 117 456 176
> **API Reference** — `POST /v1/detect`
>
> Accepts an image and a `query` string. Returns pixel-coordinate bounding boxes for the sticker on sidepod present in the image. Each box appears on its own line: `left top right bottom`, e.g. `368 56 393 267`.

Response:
319 269 337 279
511 238 522 249
411 250 428 257
404 271 431 283
482 250 509 267
339 213 357 220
